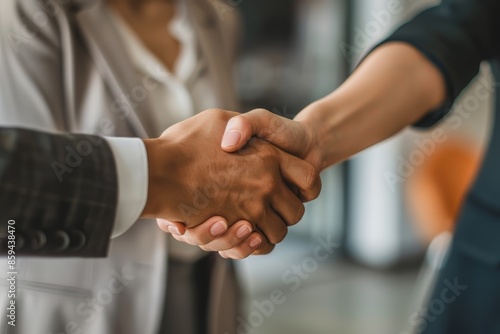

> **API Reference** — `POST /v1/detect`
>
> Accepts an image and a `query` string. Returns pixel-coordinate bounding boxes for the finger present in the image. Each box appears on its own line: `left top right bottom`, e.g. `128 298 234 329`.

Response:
167 216 228 246
157 219 186 236
278 151 322 202
218 231 274 259
221 109 308 157
199 220 254 252
271 182 305 226
251 236 275 256
256 208 288 245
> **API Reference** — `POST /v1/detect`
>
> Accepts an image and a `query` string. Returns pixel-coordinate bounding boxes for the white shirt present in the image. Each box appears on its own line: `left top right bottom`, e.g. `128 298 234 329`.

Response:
109 1 219 136
105 136 148 238
105 2 220 260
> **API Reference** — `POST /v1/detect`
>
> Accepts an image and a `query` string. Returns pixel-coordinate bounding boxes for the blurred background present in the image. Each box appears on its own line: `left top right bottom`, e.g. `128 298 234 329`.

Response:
0 0 492 333
233 0 493 333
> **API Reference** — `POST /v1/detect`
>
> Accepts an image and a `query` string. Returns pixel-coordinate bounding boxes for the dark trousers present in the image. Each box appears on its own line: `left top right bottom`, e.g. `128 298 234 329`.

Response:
158 254 214 334
421 245 500 334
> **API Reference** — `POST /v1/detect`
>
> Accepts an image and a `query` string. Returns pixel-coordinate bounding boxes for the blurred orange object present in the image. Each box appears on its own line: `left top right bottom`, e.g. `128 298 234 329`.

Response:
406 139 482 243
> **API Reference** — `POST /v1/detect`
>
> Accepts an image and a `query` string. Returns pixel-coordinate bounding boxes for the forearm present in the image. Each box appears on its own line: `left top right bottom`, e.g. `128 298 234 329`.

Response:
297 42 446 171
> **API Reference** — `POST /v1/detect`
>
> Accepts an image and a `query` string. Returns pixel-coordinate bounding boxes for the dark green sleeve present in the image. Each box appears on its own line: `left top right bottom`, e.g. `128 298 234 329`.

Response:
0 128 118 257
379 0 500 127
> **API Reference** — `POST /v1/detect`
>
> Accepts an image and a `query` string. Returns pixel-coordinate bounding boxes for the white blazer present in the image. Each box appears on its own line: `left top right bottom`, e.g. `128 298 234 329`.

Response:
0 0 241 333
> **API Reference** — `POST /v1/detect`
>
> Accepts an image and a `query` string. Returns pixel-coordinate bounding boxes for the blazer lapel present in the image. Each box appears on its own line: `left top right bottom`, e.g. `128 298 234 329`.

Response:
74 0 156 138
186 0 240 111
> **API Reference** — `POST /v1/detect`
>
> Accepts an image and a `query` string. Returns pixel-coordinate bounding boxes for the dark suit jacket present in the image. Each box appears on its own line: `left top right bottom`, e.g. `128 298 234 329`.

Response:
0 128 117 256
382 0 500 332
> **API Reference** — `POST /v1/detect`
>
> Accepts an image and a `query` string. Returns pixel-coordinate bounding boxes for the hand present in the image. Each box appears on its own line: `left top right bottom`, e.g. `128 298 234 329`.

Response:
221 108 323 170
142 109 321 248
157 217 268 259
158 109 325 259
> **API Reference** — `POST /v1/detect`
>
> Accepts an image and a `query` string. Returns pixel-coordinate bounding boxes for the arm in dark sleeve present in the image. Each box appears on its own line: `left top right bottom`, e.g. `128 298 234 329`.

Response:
0 127 118 257
381 0 500 127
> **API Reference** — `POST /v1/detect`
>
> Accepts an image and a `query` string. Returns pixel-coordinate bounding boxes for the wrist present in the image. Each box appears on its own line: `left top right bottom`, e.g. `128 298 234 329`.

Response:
295 101 331 172
141 138 184 219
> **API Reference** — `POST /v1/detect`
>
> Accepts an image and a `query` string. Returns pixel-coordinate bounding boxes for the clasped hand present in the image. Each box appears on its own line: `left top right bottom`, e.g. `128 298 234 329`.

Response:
145 108 322 259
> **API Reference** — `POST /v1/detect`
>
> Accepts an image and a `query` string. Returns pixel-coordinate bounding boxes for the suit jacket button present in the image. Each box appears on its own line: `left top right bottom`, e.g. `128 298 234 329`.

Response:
68 230 86 251
29 230 46 250
47 230 70 251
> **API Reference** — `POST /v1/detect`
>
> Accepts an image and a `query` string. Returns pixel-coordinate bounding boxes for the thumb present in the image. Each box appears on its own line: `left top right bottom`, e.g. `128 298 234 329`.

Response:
221 109 309 158
220 113 256 152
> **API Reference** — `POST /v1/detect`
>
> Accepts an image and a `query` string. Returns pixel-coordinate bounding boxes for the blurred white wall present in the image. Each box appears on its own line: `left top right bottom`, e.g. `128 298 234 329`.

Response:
346 0 494 267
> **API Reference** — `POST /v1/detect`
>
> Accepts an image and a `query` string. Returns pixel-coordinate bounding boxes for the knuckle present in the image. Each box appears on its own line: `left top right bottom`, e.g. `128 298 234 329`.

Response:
292 204 306 225
260 174 277 195
249 204 266 223
206 107 222 115
303 167 321 199
255 108 269 113
252 108 270 117
207 108 239 121
253 140 274 155
268 226 288 244
206 108 228 121
254 243 274 255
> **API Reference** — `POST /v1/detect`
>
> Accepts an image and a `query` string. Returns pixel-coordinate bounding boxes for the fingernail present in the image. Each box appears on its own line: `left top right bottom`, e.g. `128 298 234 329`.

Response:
167 226 181 236
222 130 241 148
237 225 252 239
210 221 227 237
249 236 262 249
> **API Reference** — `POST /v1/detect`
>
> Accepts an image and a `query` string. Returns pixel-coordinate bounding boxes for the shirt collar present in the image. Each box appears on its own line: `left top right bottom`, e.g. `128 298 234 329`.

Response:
106 0 197 84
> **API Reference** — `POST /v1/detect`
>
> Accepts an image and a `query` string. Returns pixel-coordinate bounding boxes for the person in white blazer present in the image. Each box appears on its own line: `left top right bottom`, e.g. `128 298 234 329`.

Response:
0 0 243 333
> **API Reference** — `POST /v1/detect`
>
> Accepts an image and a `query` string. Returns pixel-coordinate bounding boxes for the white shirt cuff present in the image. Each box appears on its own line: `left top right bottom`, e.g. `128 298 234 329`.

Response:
105 137 148 238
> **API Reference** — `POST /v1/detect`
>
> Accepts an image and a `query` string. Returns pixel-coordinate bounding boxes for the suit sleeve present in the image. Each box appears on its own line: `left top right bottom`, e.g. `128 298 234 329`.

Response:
0 128 118 257
380 0 500 127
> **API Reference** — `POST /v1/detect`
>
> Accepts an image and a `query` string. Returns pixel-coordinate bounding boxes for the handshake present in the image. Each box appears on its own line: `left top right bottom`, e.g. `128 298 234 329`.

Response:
138 43 443 260
141 108 324 260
